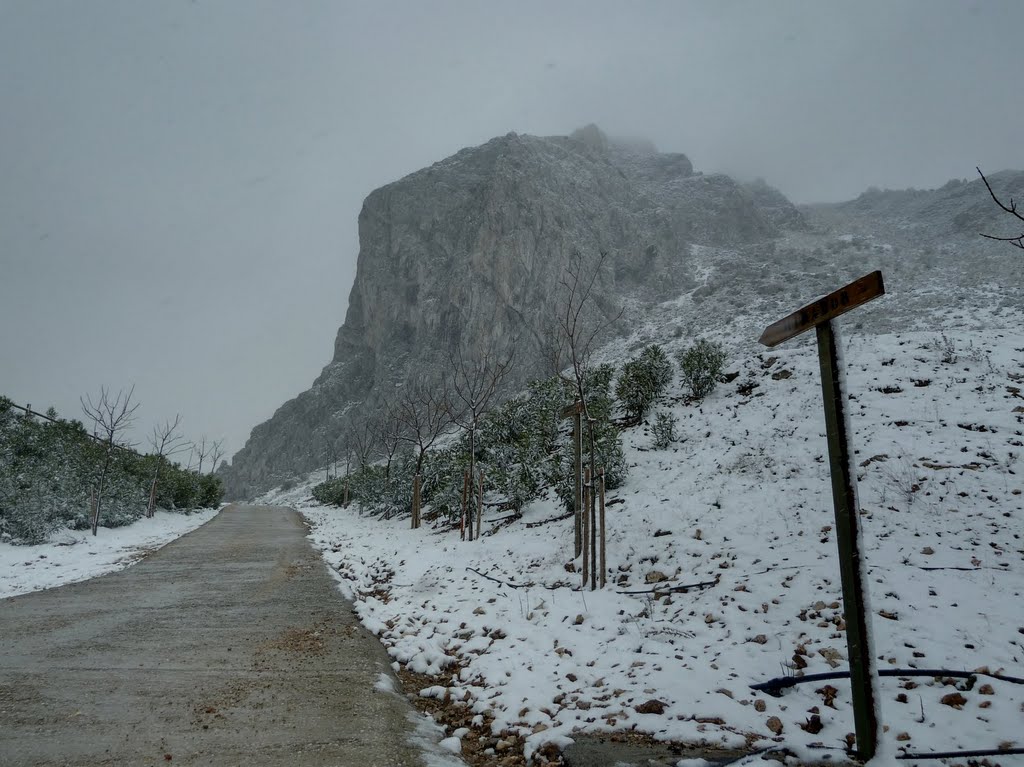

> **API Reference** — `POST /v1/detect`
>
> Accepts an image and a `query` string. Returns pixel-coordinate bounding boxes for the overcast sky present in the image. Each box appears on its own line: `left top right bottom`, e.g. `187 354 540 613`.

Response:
1 0 1020 464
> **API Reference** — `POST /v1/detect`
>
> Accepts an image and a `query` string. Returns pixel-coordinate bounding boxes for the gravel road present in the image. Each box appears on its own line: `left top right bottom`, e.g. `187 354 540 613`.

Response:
0 505 446 766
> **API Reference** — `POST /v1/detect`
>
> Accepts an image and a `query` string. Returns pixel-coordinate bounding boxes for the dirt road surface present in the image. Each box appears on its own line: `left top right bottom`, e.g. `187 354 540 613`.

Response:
0 505 452 766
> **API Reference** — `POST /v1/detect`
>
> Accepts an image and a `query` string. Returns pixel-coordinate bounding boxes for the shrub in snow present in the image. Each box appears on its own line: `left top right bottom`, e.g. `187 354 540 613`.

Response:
615 344 674 420
0 396 220 544
677 339 727 399
652 411 678 449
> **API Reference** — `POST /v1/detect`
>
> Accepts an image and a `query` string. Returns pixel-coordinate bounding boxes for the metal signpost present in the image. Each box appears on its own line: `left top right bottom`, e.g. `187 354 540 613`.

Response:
759 270 885 761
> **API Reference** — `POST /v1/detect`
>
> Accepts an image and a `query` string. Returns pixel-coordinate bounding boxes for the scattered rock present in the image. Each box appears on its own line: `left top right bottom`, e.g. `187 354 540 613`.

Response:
799 714 823 734
940 692 967 709
979 684 994 695
645 570 668 584
766 716 783 735
816 685 839 709
634 699 666 715
818 647 844 668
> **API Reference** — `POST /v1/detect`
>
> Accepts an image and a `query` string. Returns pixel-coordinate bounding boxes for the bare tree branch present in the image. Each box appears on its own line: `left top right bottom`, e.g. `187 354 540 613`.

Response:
193 435 210 475
393 380 454 477
80 385 141 535
209 439 225 476
347 413 376 469
146 414 186 518
977 166 1024 250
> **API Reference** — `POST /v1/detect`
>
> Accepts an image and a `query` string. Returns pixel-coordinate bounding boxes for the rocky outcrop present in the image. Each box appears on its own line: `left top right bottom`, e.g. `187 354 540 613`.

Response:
222 126 805 498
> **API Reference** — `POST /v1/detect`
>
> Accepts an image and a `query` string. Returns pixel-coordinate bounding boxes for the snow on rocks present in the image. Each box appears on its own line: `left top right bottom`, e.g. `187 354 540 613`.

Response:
301 315 1024 764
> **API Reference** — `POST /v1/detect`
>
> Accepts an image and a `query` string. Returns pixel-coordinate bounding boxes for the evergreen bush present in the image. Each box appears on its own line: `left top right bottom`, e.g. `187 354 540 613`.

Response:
677 339 727 399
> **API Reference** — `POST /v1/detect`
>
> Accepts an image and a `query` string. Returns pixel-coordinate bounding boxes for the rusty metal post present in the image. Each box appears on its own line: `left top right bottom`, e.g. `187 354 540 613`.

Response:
817 319 878 761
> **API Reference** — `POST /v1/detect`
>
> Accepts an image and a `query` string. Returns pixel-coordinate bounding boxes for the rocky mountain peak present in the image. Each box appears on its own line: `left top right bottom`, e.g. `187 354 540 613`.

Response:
221 128 807 498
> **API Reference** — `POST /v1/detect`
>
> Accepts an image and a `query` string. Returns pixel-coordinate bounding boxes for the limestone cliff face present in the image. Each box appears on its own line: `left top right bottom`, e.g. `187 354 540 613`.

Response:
223 126 804 498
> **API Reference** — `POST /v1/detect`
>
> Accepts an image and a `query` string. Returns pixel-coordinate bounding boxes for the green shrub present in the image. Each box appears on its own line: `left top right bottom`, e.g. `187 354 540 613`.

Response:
615 344 674 419
652 411 677 449
677 339 727 399
0 396 222 544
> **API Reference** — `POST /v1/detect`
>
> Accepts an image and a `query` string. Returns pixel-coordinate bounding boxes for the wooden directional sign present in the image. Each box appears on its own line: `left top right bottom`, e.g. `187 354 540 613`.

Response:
758 271 885 348
560 401 584 419
757 271 887 760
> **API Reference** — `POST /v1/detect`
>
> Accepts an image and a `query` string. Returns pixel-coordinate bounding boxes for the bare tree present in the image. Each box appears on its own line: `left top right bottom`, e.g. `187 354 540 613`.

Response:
209 439 225 477
449 335 515 541
977 167 1024 250
147 414 188 518
394 380 454 528
557 251 623 577
80 385 140 536
193 436 211 475
367 403 405 487
348 414 376 470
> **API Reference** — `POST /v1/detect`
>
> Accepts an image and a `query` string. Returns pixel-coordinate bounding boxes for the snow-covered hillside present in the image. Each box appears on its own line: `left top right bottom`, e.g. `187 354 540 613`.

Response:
272 294 1024 766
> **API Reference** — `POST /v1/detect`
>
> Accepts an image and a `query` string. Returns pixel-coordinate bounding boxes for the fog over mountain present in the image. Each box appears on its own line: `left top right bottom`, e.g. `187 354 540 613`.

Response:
222 123 1024 497
0 1 1021 467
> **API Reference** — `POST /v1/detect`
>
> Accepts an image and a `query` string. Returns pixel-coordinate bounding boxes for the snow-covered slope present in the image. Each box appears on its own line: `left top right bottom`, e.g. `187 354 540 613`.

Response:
285 293 1024 765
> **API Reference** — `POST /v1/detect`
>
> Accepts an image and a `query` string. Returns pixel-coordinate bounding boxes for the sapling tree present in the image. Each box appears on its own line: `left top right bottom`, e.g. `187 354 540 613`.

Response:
80 385 140 536
347 414 376 470
449 329 515 541
147 414 187 517
192 436 211 475
394 379 454 528
209 440 225 476
557 250 624 569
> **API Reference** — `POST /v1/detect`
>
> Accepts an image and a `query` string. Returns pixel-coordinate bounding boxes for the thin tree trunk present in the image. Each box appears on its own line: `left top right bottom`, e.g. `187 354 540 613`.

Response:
411 473 421 529
91 459 109 536
476 470 484 539
148 476 157 518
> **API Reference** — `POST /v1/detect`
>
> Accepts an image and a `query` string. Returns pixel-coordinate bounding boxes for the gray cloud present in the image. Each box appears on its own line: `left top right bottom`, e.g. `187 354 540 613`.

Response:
1 0 1020 461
